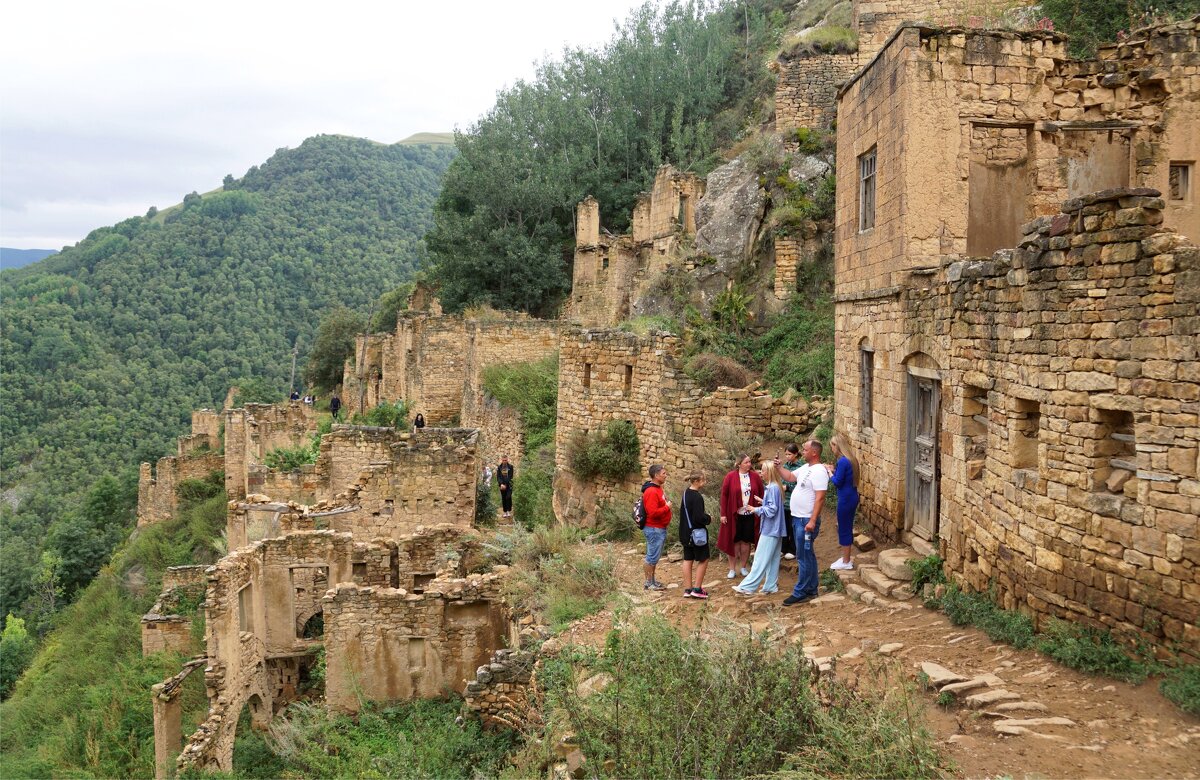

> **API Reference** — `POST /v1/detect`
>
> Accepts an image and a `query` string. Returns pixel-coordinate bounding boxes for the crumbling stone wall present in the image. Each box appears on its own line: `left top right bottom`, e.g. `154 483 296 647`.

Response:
322 572 508 712
177 409 221 455
142 565 208 656
775 53 859 131
224 402 318 499
463 647 536 731
553 328 822 526
854 0 1032 59
137 453 224 527
567 166 706 328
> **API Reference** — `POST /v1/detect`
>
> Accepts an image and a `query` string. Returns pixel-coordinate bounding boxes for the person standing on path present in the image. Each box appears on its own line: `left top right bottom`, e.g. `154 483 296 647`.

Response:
734 461 787 595
329 395 341 421
641 464 672 591
784 439 828 606
778 443 802 561
497 455 515 518
826 433 861 570
679 471 711 599
718 454 764 581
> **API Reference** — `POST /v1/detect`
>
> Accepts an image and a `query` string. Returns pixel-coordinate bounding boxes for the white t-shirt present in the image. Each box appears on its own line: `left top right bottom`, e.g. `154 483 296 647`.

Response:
738 472 753 515
789 463 829 518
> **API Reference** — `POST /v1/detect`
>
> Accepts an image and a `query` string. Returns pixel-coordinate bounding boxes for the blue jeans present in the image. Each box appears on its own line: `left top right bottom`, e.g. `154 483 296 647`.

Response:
643 526 667 565
791 516 821 599
737 534 783 593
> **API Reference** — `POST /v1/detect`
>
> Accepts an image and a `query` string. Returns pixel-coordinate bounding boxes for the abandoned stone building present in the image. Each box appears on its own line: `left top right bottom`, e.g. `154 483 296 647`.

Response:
341 288 560 467
832 17 1200 652
137 410 224 526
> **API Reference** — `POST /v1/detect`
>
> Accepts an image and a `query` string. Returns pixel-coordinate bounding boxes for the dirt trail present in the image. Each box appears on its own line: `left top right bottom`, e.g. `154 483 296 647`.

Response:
554 513 1200 779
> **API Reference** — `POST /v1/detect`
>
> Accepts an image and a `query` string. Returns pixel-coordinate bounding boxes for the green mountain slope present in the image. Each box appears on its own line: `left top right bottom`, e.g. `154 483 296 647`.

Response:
0 134 455 624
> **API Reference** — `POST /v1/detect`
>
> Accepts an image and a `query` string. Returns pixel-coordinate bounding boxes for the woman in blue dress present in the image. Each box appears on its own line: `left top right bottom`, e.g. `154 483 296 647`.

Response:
826 433 860 571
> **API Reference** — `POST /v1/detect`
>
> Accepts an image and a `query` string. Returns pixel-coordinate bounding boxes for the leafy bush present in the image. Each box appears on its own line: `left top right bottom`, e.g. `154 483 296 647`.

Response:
498 525 617 632
594 499 638 542
481 355 559 453
231 377 280 407
513 447 556 529
685 352 758 391
712 284 755 335
1035 619 1153 684
304 306 366 393
536 612 944 779
906 554 947 594
568 420 641 481
175 470 225 510
792 127 830 155
753 294 835 396
0 616 36 699
350 399 409 428
1160 663 1200 716
474 482 498 527
262 442 318 471
819 568 845 593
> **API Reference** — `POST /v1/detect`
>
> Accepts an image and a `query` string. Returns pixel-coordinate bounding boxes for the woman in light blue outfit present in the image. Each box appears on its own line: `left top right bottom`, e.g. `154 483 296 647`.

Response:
734 461 787 595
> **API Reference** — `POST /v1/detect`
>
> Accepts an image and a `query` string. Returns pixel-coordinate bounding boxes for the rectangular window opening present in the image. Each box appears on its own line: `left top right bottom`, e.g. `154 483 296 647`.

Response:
858 147 877 232
1169 162 1192 202
238 583 254 634
1094 408 1137 495
583 363 592 390
963 385 989 479
860 347 875 429
601 257 610 270
1011 398 1041 471
623 365 633 396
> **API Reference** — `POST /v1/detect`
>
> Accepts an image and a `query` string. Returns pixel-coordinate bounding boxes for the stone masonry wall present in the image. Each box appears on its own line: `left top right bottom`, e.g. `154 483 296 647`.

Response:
224 402 318 499
854 0 1032 60
142 565 208 656
137 453 224 527
775 53 859 131
553 329 822 527
322 573 508 712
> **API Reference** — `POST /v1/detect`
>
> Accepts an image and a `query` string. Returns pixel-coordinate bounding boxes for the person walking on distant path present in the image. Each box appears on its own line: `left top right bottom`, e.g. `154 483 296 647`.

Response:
679 471 711 599
641 464 672 591
329 395 342 421
784 439 828 605
497 455 515 518
290 390 300 401
826 433 861 571
734 460 788 596
718 454 764 581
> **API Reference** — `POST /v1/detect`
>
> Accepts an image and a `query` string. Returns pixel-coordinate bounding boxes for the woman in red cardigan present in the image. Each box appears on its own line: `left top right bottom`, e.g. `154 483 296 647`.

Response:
718 454 765 580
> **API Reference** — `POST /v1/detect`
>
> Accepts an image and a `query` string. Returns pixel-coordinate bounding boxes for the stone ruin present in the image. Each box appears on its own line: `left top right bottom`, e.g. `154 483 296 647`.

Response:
137 410 224 526
831 16 1200 653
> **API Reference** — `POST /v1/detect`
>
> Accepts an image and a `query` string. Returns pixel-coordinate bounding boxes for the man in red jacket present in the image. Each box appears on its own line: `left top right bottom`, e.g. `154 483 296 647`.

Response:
642 464 672 591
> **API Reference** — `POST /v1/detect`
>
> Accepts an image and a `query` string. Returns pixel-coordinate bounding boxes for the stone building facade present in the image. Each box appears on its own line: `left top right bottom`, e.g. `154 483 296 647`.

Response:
553 328 821 526
141 565 207 656
223 401 318 500
833 18 1200 653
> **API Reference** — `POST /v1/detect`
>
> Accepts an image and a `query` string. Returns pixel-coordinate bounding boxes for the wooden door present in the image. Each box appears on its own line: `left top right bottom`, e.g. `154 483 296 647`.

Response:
905 373 940 540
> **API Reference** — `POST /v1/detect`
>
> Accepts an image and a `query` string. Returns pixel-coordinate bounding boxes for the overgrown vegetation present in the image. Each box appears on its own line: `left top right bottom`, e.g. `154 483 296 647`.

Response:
223 698 516 780
1042 0 1200 58
349 399 410 428
527 611 944 779
753 293 836 396
906 553 948 594
486 525 617 632
567 420 641 482
429 0 794 315
0 492 225 777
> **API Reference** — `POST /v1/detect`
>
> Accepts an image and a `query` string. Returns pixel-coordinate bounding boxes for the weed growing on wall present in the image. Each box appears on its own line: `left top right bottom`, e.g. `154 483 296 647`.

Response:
349 399 409 428
567 420 640 482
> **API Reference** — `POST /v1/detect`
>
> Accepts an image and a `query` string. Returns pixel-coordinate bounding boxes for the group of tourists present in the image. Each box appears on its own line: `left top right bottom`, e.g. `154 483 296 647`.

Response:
639 434 860 603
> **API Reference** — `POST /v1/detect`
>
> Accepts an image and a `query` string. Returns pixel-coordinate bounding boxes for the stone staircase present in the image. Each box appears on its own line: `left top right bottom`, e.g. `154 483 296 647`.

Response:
833 536 928 608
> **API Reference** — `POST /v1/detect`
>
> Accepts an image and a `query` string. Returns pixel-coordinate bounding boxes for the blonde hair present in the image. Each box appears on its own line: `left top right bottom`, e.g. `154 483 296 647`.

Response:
760 460 783 489
830 432 860 487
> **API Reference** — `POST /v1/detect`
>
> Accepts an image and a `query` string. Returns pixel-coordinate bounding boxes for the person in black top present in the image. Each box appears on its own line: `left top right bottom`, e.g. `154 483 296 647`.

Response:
414 413 426 431
329 395 341 420
679 471 712 599
497 455 515 518
290 390 300 401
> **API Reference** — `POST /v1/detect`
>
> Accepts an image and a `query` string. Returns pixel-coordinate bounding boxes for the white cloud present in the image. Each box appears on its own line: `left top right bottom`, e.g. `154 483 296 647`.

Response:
0 0 645 249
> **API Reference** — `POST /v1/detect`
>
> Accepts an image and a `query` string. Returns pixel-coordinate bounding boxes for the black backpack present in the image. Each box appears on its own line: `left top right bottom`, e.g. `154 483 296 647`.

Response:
633 484 651 530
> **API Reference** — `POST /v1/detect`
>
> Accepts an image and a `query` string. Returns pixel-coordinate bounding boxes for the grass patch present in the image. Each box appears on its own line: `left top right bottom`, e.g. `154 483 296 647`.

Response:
1160 664 1200 716
1035 619 1153 684
512 446 556 529
617 314 680 337
937 585 1037 649
753 294 835 396
348 399 409 428
532 611 944 779
786 24 859 56
819 568 845 593
489 525 617 633
906 554 947 594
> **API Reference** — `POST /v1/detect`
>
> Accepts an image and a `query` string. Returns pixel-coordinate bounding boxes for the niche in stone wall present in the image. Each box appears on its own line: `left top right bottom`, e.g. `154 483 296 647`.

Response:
238 583 255 635
583 363 592 390
968 124 1032 257
1011 398 1041 471
623 365 633 396
412 572 436 593
1092 408 1138 496
291 566 328 640
962 385 989 480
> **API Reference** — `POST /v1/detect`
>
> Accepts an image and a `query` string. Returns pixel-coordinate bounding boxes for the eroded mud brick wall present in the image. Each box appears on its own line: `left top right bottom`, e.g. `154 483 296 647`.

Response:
833 21 1198 549
553 329 818 526
322 574 508 712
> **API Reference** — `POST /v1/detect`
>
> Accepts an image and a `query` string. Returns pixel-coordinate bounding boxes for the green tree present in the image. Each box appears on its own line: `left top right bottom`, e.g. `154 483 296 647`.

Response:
303 306 365 392
369 282 414 332
0 615 35 699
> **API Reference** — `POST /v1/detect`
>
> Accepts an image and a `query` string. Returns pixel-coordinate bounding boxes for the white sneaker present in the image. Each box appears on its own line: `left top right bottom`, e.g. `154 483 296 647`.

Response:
784 553 796 560
726 570 736 579
740 567 750 576
830 559 854 571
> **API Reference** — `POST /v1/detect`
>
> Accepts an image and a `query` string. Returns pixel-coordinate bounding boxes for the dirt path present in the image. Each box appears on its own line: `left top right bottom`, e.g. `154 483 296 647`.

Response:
554 513 1200 779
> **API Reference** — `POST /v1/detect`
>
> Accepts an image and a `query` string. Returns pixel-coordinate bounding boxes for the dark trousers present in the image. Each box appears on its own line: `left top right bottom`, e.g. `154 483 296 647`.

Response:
783 507 796 556
500 486 513 512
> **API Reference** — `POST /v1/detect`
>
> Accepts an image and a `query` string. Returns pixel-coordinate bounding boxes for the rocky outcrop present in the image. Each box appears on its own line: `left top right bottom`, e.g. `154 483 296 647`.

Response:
694 155 767 268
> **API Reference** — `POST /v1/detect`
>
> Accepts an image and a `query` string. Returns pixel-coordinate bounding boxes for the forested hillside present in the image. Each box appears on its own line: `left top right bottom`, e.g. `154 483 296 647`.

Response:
0 135 454 629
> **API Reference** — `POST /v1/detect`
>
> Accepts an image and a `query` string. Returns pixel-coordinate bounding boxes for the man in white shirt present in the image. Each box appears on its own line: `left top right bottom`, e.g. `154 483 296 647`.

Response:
783 439 829 605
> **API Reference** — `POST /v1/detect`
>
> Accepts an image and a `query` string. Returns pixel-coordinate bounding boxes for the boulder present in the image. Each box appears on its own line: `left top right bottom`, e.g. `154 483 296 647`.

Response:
878 548 920 581
694 156 767 267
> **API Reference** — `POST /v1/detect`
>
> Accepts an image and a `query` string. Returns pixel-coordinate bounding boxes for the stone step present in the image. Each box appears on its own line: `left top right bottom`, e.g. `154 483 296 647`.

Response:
965 689 1021 708
878 548 921 581
918 661 967 687
858 565 901 596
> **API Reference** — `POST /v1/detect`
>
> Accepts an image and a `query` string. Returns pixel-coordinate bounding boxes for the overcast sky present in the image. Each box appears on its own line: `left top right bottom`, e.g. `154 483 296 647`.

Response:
0 0 650 249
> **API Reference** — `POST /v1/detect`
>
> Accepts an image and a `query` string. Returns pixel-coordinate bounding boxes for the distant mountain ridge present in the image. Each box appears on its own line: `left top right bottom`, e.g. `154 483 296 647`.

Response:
0 248 57 270
0 134 456 621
